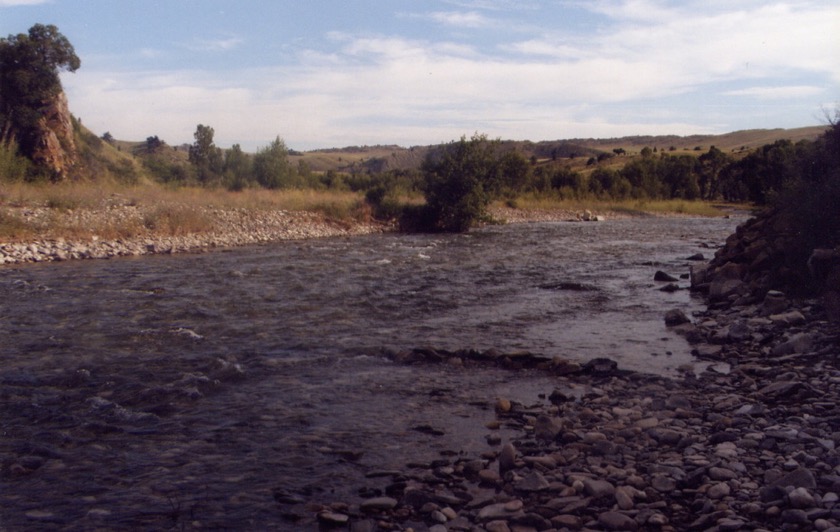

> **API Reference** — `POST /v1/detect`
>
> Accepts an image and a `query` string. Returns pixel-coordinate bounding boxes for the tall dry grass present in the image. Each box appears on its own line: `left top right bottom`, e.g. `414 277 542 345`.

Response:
504 195 736 217
0 181 373 242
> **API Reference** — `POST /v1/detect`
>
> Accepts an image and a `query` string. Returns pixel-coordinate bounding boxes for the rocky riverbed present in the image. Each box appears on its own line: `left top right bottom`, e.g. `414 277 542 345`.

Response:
0 203 389 265
292 291 840 532
0 203 594 265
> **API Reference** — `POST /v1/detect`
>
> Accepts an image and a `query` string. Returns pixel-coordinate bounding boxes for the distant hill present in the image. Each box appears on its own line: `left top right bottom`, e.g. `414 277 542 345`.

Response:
98 125 827 181
287 126 828 174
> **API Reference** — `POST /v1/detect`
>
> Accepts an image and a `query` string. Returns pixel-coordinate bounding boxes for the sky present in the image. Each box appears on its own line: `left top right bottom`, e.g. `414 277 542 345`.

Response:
1 0 838 151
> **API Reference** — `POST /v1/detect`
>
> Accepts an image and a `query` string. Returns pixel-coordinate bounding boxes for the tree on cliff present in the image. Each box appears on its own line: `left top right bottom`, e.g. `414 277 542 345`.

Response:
0 24 80 160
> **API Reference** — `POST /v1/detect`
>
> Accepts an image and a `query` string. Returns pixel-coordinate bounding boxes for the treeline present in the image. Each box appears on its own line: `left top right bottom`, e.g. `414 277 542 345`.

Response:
134 125 829 207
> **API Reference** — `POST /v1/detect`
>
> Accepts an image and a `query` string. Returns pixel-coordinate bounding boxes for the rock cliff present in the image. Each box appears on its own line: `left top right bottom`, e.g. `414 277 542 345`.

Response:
29 91 77 180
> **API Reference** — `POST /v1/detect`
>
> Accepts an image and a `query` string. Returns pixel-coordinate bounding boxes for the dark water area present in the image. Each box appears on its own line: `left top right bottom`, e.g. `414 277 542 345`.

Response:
0 216 742 529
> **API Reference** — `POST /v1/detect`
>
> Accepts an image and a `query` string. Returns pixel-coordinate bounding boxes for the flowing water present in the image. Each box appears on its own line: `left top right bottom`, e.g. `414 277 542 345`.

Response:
0 215 741 529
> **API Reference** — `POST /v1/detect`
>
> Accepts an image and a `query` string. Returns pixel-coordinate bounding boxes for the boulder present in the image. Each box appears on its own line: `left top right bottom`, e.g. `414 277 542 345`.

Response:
690 263 711 291
654 270 679 282
709 278 744 301
583 357 618 375
664 309 690 326
761 290 788 316
499 443 517 475
534 415 562 442
598 511 638 531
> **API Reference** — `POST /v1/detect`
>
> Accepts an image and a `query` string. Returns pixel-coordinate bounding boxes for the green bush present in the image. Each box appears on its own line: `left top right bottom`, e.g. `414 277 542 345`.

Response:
415 133 502 232
0 139 31 182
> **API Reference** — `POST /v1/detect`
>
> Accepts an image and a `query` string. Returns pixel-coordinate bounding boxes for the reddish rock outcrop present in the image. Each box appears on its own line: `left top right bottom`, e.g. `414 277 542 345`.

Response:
30 91 77 180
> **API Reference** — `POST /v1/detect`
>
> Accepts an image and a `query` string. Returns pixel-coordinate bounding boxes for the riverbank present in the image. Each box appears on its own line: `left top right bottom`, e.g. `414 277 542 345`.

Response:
301 292 840 531
0 201 611 266
0 202 387 265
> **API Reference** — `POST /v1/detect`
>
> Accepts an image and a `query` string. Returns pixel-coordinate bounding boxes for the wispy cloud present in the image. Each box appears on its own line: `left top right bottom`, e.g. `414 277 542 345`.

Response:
184 35 243 52
443 0 539 11
428 11 495 28
724 86 826 100
0 0 50 6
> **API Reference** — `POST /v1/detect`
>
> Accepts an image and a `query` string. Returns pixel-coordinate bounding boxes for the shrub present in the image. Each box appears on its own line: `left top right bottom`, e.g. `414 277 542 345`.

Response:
0 139 31 182
415 133 502 232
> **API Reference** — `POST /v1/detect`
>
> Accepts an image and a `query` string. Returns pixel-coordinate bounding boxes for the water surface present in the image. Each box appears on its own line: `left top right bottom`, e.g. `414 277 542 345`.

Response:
0 216 740 529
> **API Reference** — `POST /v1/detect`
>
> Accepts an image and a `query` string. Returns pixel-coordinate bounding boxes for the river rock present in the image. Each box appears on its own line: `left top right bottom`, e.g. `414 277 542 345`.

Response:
707 482 731 499
615 486 635 510
477 501 525 522
761 290 789 315
664 309 690 326
788 487 817 508
583 478 616 499
360 497 398 512
769 310 806 326
655 270 679 282
318 511 350 525
598 511 638 531
772 467 817 489
534 415 562 441
499 443 517 475
515 471 550 492
583 357 618 375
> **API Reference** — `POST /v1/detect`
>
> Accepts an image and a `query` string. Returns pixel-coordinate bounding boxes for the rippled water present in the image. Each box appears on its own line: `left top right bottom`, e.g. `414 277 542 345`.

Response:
0 216 741 529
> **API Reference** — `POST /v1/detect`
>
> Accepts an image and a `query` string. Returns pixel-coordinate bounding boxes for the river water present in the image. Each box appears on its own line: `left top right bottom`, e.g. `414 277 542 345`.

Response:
0 215 741 529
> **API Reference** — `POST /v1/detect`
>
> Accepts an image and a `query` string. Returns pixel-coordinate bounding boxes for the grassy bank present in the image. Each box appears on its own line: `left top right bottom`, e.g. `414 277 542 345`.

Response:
500 196 743 218
0 181 372 242
0 181 743 244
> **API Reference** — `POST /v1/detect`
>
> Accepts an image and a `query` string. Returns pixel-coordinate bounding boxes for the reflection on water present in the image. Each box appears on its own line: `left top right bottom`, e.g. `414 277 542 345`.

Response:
0 216 741 528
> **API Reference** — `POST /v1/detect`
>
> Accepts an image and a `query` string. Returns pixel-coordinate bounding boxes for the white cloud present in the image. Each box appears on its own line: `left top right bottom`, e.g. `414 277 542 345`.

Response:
0 0 50 6
724 86 825 99
428 11 494 28
184 36 243 52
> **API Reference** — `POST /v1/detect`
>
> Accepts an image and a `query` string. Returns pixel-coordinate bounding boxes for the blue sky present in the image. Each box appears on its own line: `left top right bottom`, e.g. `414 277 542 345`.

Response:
1 0 837 151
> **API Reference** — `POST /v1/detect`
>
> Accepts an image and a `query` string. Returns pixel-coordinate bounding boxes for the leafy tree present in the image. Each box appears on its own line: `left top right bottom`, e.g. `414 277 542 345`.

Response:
697 145 730 199
717 139 801 203
497 150 531 197
660 155 700 199
253 136 293 189
0 24 80 160
145 135 164 153
188 124 223 183
549 166 584 196
419 133 502 232
101 131 114 144
222 143 252 190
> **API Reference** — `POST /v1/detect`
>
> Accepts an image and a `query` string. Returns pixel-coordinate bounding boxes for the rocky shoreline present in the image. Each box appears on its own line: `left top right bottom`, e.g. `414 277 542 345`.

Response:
0 203 389 265
291 290 839 532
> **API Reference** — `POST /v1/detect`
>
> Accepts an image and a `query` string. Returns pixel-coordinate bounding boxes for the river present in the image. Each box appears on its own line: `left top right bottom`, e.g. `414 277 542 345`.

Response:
0 215 742 529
